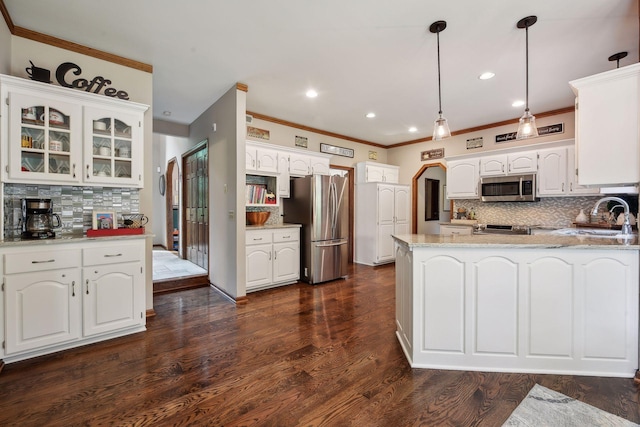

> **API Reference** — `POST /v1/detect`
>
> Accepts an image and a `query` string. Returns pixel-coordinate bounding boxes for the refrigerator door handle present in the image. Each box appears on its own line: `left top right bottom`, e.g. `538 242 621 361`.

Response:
315 240 347 248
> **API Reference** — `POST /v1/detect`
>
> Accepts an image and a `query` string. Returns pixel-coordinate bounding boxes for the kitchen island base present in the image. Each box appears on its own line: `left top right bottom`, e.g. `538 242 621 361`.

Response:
394 236 639 378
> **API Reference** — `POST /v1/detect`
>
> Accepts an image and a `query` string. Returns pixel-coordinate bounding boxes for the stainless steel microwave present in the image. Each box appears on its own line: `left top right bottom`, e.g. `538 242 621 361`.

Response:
480 174 537 202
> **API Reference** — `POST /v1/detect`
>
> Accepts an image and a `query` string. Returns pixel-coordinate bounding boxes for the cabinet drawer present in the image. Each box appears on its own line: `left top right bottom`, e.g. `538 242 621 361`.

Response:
246 230 273 245
83 243 142 266
5 249 82 274
273 228 300 243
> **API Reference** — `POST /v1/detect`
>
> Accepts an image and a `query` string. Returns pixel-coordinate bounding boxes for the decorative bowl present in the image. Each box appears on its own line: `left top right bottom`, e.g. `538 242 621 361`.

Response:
246 211 270 226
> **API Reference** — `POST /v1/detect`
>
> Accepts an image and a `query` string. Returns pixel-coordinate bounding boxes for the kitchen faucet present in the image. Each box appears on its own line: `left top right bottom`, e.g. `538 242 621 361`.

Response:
591 196 633 235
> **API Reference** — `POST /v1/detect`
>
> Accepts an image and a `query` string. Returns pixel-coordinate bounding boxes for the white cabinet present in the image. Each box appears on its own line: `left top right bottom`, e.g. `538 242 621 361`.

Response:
309 155 330 175
0 74 148 188
440 225 473 236
538 145 600 196
246 144 278 174
446 159 479 199
570 63 640 187
356 161 399 184
277 155 290 198
480 152 537 176
2 238 147 364
288 151 331 176
245 227 300 292
396 244 639 377
355 183 410 265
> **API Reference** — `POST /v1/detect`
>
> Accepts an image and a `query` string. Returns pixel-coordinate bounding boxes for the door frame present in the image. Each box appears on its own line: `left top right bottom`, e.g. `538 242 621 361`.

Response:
411 162 451 233
165 157 179 253
181 139 208 262
329 165 354 263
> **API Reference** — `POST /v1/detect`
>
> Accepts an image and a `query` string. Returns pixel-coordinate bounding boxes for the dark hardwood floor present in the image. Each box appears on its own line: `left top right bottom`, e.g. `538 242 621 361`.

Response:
1 262 639 426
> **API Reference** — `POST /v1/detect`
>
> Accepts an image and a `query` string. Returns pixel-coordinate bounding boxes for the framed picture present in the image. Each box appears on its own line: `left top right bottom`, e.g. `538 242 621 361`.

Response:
93 211 117 230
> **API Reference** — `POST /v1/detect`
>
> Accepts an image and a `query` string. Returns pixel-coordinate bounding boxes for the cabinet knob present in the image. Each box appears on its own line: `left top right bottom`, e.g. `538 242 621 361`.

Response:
86 164 90 179
72 163 76 178
72 281 75 297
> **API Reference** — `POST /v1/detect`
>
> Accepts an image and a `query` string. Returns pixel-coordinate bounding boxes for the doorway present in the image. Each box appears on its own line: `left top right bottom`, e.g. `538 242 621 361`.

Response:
411 163 451 234
165 158 180 253
182 140 209 270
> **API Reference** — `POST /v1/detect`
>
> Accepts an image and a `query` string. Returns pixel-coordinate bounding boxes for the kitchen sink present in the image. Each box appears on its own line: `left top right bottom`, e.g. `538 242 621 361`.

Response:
550 228 637 238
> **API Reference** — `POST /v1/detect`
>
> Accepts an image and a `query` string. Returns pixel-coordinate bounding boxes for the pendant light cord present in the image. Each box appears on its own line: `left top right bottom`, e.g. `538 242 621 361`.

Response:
436 29 443 115
524 24 529 113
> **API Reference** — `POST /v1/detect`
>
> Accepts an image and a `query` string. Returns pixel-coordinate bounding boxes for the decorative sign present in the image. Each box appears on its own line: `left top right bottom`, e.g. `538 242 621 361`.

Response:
247 126 270 140
466 136 483 149
320 143 354 158
26 61 130 99
368 151 378 160
496 123 565 143
538 123 564 136
295 136 308 148
421 148 444 161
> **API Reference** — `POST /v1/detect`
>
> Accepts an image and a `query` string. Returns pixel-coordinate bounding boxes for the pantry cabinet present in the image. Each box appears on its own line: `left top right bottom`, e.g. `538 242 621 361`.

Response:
245 227 300 292
356 161 399 184
0 74 147 188
1 238 147 364
570 63 640 187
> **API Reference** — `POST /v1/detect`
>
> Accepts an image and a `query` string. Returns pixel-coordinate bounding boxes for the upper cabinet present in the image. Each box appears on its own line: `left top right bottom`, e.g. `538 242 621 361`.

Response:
356 161 399 184
446 158 480 199
0 74 148 188
246 145 279 174
479 151 537 176
570 63 640 187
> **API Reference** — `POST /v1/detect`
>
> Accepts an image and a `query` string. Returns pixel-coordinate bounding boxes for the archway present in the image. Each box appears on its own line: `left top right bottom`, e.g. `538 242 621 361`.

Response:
411 162 451 234
165 157 179 253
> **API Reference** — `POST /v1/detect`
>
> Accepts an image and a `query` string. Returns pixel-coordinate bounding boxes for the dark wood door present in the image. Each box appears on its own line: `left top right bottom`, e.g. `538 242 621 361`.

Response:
183 144 208 270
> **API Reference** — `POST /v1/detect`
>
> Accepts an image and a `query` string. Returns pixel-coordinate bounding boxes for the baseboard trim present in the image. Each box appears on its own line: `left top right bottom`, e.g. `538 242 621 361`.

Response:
145 309 156 318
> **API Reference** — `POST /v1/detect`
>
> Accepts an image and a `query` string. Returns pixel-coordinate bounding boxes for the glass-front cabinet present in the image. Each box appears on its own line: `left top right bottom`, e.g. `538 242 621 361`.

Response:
8 92 82 183
1 74 148 188
83 107 142 187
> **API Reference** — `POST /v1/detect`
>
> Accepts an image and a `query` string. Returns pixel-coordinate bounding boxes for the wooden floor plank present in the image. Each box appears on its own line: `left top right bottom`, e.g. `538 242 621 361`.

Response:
1 262 639 426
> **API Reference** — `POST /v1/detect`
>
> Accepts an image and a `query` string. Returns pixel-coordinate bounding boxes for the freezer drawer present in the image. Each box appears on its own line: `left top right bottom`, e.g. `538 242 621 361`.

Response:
306 239 348 284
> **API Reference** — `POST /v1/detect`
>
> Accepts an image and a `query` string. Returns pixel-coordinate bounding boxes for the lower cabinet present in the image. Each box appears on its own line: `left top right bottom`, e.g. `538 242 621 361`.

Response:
2 238 146 363
439 225 473 236
246 227 300 292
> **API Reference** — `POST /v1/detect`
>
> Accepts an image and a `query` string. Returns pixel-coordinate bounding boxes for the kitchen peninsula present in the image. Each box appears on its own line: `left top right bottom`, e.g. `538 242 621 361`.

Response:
392 233 639 378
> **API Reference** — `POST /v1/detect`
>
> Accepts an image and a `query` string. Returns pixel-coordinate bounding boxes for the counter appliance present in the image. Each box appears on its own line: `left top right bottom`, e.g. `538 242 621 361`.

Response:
283 174 348 284
480 174 537 202
21 198 61 239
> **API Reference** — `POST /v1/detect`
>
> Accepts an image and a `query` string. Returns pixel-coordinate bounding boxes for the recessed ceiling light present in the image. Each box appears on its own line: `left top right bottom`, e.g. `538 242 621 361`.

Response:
163 110 172 116
478 72 495 80
409 127 418 133
306 89 318 98
512 100 525 107
366 112 376 118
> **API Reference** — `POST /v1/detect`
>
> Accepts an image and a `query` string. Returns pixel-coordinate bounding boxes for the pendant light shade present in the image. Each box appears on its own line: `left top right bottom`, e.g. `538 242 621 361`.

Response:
516 16 538 140
430 20 451 141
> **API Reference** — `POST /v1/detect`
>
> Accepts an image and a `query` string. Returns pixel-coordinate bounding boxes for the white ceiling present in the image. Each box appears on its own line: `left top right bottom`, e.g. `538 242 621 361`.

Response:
5 0 639 145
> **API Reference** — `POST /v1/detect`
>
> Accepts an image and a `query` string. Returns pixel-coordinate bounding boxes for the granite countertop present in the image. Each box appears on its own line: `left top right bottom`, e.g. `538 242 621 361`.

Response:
393 233 639 250
0 233 152 247
246 223 302 230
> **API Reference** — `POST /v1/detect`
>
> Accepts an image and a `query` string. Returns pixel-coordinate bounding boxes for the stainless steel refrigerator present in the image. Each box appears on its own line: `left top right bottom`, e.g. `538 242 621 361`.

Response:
283 174 348 284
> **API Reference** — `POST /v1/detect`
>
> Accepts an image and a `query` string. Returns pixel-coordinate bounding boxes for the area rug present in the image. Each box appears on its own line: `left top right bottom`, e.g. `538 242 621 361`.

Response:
502 384 639 426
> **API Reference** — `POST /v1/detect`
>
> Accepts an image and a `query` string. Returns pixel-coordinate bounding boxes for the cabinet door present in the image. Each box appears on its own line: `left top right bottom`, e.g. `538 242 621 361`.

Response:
246 148 258 171
366 164 386 182
246 243 272 289
377 185 395 225
566 146 599 195
446 159 479 199
383 166 399 184
480 155 506 176
7 91 82 184
277 155 290 198
272 241 299 283
394 186 410 225
255 148 278 173
84 107 143 187
310 157 330 175
376 223 395 263
289 153 311 176
5 268 81 355
507 151 537 174
537 148 567 196
83 263 144 337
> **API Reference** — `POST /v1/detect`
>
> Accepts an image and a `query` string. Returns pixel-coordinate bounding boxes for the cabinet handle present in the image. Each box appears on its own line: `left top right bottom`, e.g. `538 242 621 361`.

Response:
104 253 123 257
269 251 271 260
32 259 54 264
86 164 90 179
72 163 76 178
282 235 290 239
72 281 75 297
257 160 261 169
274 251 277 260
86 278 89 295
570 183 573 192
562 183 565 192
253 237 263 241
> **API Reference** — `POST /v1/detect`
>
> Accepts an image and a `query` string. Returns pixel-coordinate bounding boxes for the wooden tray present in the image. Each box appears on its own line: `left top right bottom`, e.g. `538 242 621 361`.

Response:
87 227 145 237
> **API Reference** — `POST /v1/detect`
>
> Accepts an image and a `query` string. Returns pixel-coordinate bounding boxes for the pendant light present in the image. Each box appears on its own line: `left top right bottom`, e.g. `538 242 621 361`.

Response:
516 15 538 140
430 20 451 141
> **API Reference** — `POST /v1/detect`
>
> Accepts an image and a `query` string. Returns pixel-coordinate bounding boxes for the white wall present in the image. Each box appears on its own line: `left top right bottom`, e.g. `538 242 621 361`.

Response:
10 36 155 311
0 15 10 73
189 85 246 299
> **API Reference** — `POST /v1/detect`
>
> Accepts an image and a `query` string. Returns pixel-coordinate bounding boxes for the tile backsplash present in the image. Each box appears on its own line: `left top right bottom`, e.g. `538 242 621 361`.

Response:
453 195 638 228
4 184 140 238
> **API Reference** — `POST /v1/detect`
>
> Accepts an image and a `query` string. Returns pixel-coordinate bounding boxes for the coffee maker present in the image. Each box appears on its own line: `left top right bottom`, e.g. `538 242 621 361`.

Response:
21 198 61 239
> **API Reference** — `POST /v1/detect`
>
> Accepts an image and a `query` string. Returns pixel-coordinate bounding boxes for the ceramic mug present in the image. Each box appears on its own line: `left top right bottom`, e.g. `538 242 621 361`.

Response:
119 148 130 158
99 146 110 156
49 140 62 151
